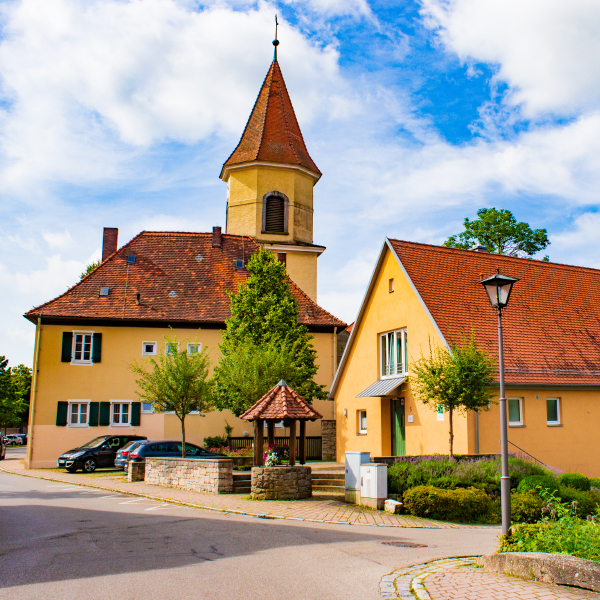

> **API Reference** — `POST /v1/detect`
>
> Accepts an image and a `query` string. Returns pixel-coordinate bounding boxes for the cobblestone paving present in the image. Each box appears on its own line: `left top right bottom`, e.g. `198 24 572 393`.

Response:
380 558 600 600
1 459 475 529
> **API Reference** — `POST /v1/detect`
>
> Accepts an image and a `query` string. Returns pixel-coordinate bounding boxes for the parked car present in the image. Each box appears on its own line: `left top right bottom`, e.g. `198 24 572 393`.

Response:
58 435 147 473
14 433 27 445
4 434 23 446
128 441 225 463
0 435 5 460
115 439 147 470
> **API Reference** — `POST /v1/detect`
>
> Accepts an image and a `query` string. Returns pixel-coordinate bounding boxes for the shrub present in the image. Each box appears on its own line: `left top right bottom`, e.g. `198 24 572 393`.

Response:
558 486 598 518
558 473 591 492
403 485 492 523
591 478 600 490
517 475 559 496
203 435 228 449
511 492 545 524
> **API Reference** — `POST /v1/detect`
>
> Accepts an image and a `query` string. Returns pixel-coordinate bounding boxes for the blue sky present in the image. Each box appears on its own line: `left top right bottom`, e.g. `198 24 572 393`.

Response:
2 0 600 366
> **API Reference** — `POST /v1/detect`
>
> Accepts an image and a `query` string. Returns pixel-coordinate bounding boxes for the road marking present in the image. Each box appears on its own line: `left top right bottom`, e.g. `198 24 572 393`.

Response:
144 504 178 511
97 494 124 498
118 498 146 504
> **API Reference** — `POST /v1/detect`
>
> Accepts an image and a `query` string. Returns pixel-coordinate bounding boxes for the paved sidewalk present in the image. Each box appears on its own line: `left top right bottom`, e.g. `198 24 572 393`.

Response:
381 558 600 600
0 458 488 529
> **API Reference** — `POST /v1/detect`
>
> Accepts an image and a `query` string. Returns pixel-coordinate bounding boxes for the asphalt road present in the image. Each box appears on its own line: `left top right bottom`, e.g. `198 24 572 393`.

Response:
0 468 499 600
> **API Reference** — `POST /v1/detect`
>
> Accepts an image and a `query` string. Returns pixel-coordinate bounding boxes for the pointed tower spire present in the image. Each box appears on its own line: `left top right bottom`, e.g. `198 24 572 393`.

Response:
220 50 321 180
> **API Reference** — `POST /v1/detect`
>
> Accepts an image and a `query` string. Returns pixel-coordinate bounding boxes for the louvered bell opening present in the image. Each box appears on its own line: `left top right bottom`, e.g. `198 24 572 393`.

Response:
265 196 285 232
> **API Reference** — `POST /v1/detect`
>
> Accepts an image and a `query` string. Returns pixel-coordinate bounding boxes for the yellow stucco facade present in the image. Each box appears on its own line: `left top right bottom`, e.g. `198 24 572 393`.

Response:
331 242 600 478
26 323 337 468
223 163 322 302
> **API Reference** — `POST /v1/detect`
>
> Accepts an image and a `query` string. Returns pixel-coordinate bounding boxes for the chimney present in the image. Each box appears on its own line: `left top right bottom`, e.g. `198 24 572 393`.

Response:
212 226 222 248
472 245 487 253
102 227 118 262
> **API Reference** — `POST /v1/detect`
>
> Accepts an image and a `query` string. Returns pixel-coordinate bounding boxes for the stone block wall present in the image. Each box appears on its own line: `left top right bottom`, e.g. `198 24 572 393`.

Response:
251 466 312 500
145 458 233 494
321 420 336 461
128 461 146 482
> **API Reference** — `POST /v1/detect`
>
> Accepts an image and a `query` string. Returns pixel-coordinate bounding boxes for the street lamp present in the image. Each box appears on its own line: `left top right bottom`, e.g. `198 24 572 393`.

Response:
478 267 519 538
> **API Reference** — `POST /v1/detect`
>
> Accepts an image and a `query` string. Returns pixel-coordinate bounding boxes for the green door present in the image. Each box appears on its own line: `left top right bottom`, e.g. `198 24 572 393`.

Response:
391 399 406 456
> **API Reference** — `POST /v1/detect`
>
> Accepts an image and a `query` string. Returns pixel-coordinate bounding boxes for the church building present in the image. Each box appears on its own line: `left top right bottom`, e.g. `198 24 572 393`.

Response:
24 47 345 469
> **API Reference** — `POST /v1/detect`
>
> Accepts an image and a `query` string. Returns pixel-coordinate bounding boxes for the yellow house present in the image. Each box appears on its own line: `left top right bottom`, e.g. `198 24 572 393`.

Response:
329 238 600 478
24 53 346 469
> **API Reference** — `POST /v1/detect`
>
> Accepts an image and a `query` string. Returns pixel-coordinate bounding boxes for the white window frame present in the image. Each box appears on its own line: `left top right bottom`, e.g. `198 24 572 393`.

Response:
358 410 367 434
141 401 153 414
508 397 523 427
110 401 132 427
546 397 561 426
165 342 180 355
68 400 90 428
380 329 408 378
71 330 94 365
187 342 202 355
142 341 157 356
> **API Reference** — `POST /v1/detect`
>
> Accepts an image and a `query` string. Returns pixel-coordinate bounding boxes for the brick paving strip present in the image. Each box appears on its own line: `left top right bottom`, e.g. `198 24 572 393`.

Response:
0 459 495 530
380 558 600 600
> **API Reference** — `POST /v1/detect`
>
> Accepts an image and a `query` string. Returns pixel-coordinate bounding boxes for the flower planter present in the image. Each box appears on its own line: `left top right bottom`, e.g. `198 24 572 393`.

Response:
251 466 312 500
229 456 253 468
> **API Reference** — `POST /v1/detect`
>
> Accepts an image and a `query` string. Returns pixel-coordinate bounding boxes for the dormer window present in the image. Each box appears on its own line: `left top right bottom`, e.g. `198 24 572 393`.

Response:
262 191 289 234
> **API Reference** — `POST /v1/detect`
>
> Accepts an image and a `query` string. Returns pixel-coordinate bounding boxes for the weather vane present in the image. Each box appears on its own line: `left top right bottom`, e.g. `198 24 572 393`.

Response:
273 15 279 61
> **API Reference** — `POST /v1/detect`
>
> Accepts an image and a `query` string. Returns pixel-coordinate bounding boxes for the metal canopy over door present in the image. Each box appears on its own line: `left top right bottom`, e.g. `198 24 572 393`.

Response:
391 398 406 456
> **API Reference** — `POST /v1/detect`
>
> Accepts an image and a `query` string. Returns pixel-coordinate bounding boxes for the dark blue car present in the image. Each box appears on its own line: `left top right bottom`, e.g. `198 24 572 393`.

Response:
128 441 225 463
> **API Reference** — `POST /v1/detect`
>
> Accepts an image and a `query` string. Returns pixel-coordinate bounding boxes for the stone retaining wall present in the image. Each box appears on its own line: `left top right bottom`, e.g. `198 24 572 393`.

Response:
145 458 233 494
321 420 336 461
251 466 311 500
128 461 146 482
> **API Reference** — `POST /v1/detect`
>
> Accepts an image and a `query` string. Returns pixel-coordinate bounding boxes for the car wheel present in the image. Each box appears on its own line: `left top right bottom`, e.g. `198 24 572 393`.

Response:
66 466 78 473
83 458 97 473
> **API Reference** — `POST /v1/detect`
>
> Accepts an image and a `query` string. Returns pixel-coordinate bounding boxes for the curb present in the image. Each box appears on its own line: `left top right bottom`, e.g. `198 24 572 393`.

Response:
379 557 479 599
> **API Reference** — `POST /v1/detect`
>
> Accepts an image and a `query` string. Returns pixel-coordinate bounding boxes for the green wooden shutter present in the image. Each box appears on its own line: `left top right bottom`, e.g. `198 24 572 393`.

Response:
89 402 99 426
56 401 68 426
61 332 73 362
92 333 102 363
99 402 111 426
131 402 141 426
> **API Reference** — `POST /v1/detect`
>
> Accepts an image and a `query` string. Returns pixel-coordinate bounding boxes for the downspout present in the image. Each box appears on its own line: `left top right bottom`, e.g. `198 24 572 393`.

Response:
475 409 480 455
332 326 337 420
26 315 42 466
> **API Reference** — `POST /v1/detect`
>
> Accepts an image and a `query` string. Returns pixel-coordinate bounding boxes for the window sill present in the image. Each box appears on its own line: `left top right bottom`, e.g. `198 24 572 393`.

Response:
356 432 367 436
261 231 289 235
547 423 563 427
509 424 526 428
110 424 132 428
70 361 93 366
67 424 89 428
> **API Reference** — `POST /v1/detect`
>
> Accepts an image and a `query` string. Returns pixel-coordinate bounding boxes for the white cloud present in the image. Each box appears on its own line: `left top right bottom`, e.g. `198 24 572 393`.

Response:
42 230 73 249
0 0 348 194
421 0 600 118
550 212 600 269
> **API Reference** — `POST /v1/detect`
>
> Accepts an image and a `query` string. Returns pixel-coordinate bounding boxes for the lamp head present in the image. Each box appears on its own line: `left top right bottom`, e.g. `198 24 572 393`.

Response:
478 269 519 309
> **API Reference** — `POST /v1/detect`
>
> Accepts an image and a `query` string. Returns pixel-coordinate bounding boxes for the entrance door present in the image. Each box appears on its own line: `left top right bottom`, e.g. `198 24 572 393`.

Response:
391 398 406 456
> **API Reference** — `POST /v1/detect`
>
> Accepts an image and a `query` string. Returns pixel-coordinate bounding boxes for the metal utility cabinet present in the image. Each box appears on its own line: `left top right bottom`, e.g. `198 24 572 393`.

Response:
344 451 370 503
359 463 388 510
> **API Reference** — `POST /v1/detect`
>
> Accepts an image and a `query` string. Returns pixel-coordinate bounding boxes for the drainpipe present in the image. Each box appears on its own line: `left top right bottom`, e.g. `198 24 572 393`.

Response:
475 409 480 455
26 316 42 466
332 326 337 420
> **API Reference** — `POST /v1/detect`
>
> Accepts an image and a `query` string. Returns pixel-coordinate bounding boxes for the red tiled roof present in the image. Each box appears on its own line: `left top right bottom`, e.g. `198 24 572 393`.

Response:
240 380 323 421
221 60 321 178
389 239 600 386
25 232 345 329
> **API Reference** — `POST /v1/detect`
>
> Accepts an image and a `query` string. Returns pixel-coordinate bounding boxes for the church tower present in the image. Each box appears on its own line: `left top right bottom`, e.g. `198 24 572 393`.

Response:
220 41 324 302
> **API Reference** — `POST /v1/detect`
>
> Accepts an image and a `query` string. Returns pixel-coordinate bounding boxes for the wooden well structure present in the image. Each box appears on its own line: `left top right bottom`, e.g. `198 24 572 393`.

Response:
240 380 323 466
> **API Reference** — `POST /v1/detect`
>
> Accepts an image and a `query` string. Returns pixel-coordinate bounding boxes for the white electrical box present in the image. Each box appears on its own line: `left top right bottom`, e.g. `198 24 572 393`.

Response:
359 463 388 510
345 451 371 491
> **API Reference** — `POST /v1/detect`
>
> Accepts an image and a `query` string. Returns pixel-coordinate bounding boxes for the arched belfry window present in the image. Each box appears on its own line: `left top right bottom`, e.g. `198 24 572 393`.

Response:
262 191 289 234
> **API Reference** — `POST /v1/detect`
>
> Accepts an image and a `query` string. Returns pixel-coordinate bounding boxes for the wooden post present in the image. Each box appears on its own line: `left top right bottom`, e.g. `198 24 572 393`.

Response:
267 420 275 448
299 420 306 465
289 419 296 466
254 420 264 466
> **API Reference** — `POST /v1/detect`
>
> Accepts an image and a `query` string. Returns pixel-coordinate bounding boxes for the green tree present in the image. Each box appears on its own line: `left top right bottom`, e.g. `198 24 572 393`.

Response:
80 260 101 279
0 357 31 429
444 208 550 259
130 335 213 457
411 333 496 457
213 247 325 416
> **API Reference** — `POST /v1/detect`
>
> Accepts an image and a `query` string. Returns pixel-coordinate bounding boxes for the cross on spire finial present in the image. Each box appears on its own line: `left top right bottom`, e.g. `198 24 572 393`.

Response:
273 15 279 61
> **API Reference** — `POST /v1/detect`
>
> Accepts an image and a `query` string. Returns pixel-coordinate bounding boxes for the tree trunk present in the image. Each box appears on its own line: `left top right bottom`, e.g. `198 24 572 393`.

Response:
181 415 186 458
449 407 454 458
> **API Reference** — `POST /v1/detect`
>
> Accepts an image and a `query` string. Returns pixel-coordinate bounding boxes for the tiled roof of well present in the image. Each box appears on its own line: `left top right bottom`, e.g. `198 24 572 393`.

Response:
25 232 345 328
389 239 600 386
221 60 321 178
240 380 323 421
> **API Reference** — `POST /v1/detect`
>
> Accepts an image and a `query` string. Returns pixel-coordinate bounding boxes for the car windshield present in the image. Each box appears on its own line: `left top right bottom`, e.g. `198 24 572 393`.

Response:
121 440 141 452
79 436 109 449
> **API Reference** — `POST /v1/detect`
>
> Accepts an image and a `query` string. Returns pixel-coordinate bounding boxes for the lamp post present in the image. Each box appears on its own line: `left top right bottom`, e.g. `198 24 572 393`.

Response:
478 268 519 538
